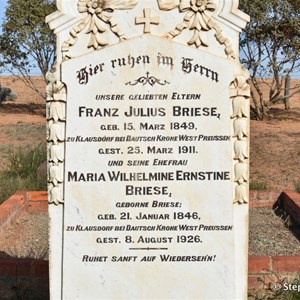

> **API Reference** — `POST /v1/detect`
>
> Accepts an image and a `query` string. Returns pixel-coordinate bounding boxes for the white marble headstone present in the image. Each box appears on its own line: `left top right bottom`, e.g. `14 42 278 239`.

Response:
47 1 250 299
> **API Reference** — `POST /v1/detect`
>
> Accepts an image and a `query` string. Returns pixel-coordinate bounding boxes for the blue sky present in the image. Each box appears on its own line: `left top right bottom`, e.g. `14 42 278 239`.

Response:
0 0 7 30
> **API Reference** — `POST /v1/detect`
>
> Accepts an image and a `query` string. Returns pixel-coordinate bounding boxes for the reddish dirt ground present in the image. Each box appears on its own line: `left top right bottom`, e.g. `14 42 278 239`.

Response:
0 77 46 171
250 83 300 190
249 78 300 190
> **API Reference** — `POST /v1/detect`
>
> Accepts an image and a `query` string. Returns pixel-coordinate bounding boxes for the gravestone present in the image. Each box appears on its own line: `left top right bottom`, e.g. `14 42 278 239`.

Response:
47 1 250 299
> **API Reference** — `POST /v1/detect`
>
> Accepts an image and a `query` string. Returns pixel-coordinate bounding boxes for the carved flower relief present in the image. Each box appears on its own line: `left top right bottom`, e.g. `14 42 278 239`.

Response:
183 0 216 18
48 102 65 122
230 76 250 119
230 76 250 98
77 0 116 48
49 123 65 145
49 164 64 187
49 185 64 205
230 74 250 205
49 144 64 164
75 0 138 49
234 140 248 162
234 183 248 204
78 0 114 20
234 163 248 184
185 0 216 35
158 0 216 47
46 67 66 124
233 118 248 140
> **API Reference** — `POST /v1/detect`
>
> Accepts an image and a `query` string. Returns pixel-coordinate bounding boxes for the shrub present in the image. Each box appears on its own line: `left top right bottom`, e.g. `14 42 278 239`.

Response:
248 271 300 300
0 86 17 105
0 143 47 204
250 181 268 190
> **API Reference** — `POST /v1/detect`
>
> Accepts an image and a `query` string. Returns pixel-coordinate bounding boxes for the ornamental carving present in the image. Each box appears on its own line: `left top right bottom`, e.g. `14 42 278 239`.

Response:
230 74 250 204
158 0 235 58
62 0 138 58
46 67 66 205
61 0 237 59
125 72 170 86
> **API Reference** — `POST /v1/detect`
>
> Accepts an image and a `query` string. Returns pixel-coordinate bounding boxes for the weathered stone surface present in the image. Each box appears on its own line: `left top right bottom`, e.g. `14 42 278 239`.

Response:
47 1 250 299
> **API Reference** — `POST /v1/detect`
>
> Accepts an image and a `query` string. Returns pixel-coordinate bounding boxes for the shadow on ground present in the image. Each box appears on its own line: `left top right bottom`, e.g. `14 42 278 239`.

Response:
269 107 300 122
0 103 45 116
0 251 49 300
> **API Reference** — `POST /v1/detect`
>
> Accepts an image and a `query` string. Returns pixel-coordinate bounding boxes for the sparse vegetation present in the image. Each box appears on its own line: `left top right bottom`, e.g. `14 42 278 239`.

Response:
0 145 11 158
295 182 300 194
0 144 47 204
248 272 300 300
5 124 45 141
250 180 268 190
249 207 300 256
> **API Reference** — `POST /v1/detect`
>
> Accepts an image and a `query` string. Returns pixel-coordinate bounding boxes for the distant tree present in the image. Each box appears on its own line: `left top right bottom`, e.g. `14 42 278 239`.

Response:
0 0 56 98
239 0 300 120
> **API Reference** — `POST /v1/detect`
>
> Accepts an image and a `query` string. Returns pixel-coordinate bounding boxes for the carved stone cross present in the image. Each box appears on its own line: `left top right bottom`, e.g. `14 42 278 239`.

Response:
135 8 160 33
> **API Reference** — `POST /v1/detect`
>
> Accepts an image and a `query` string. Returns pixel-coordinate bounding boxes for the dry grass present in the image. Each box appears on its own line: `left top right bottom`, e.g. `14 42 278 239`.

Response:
249 207 300 256
4 124 46 141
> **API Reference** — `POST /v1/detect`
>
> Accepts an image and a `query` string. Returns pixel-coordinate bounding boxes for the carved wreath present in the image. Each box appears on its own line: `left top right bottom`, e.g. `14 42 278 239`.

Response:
62 0 138 57
158 0 235 58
